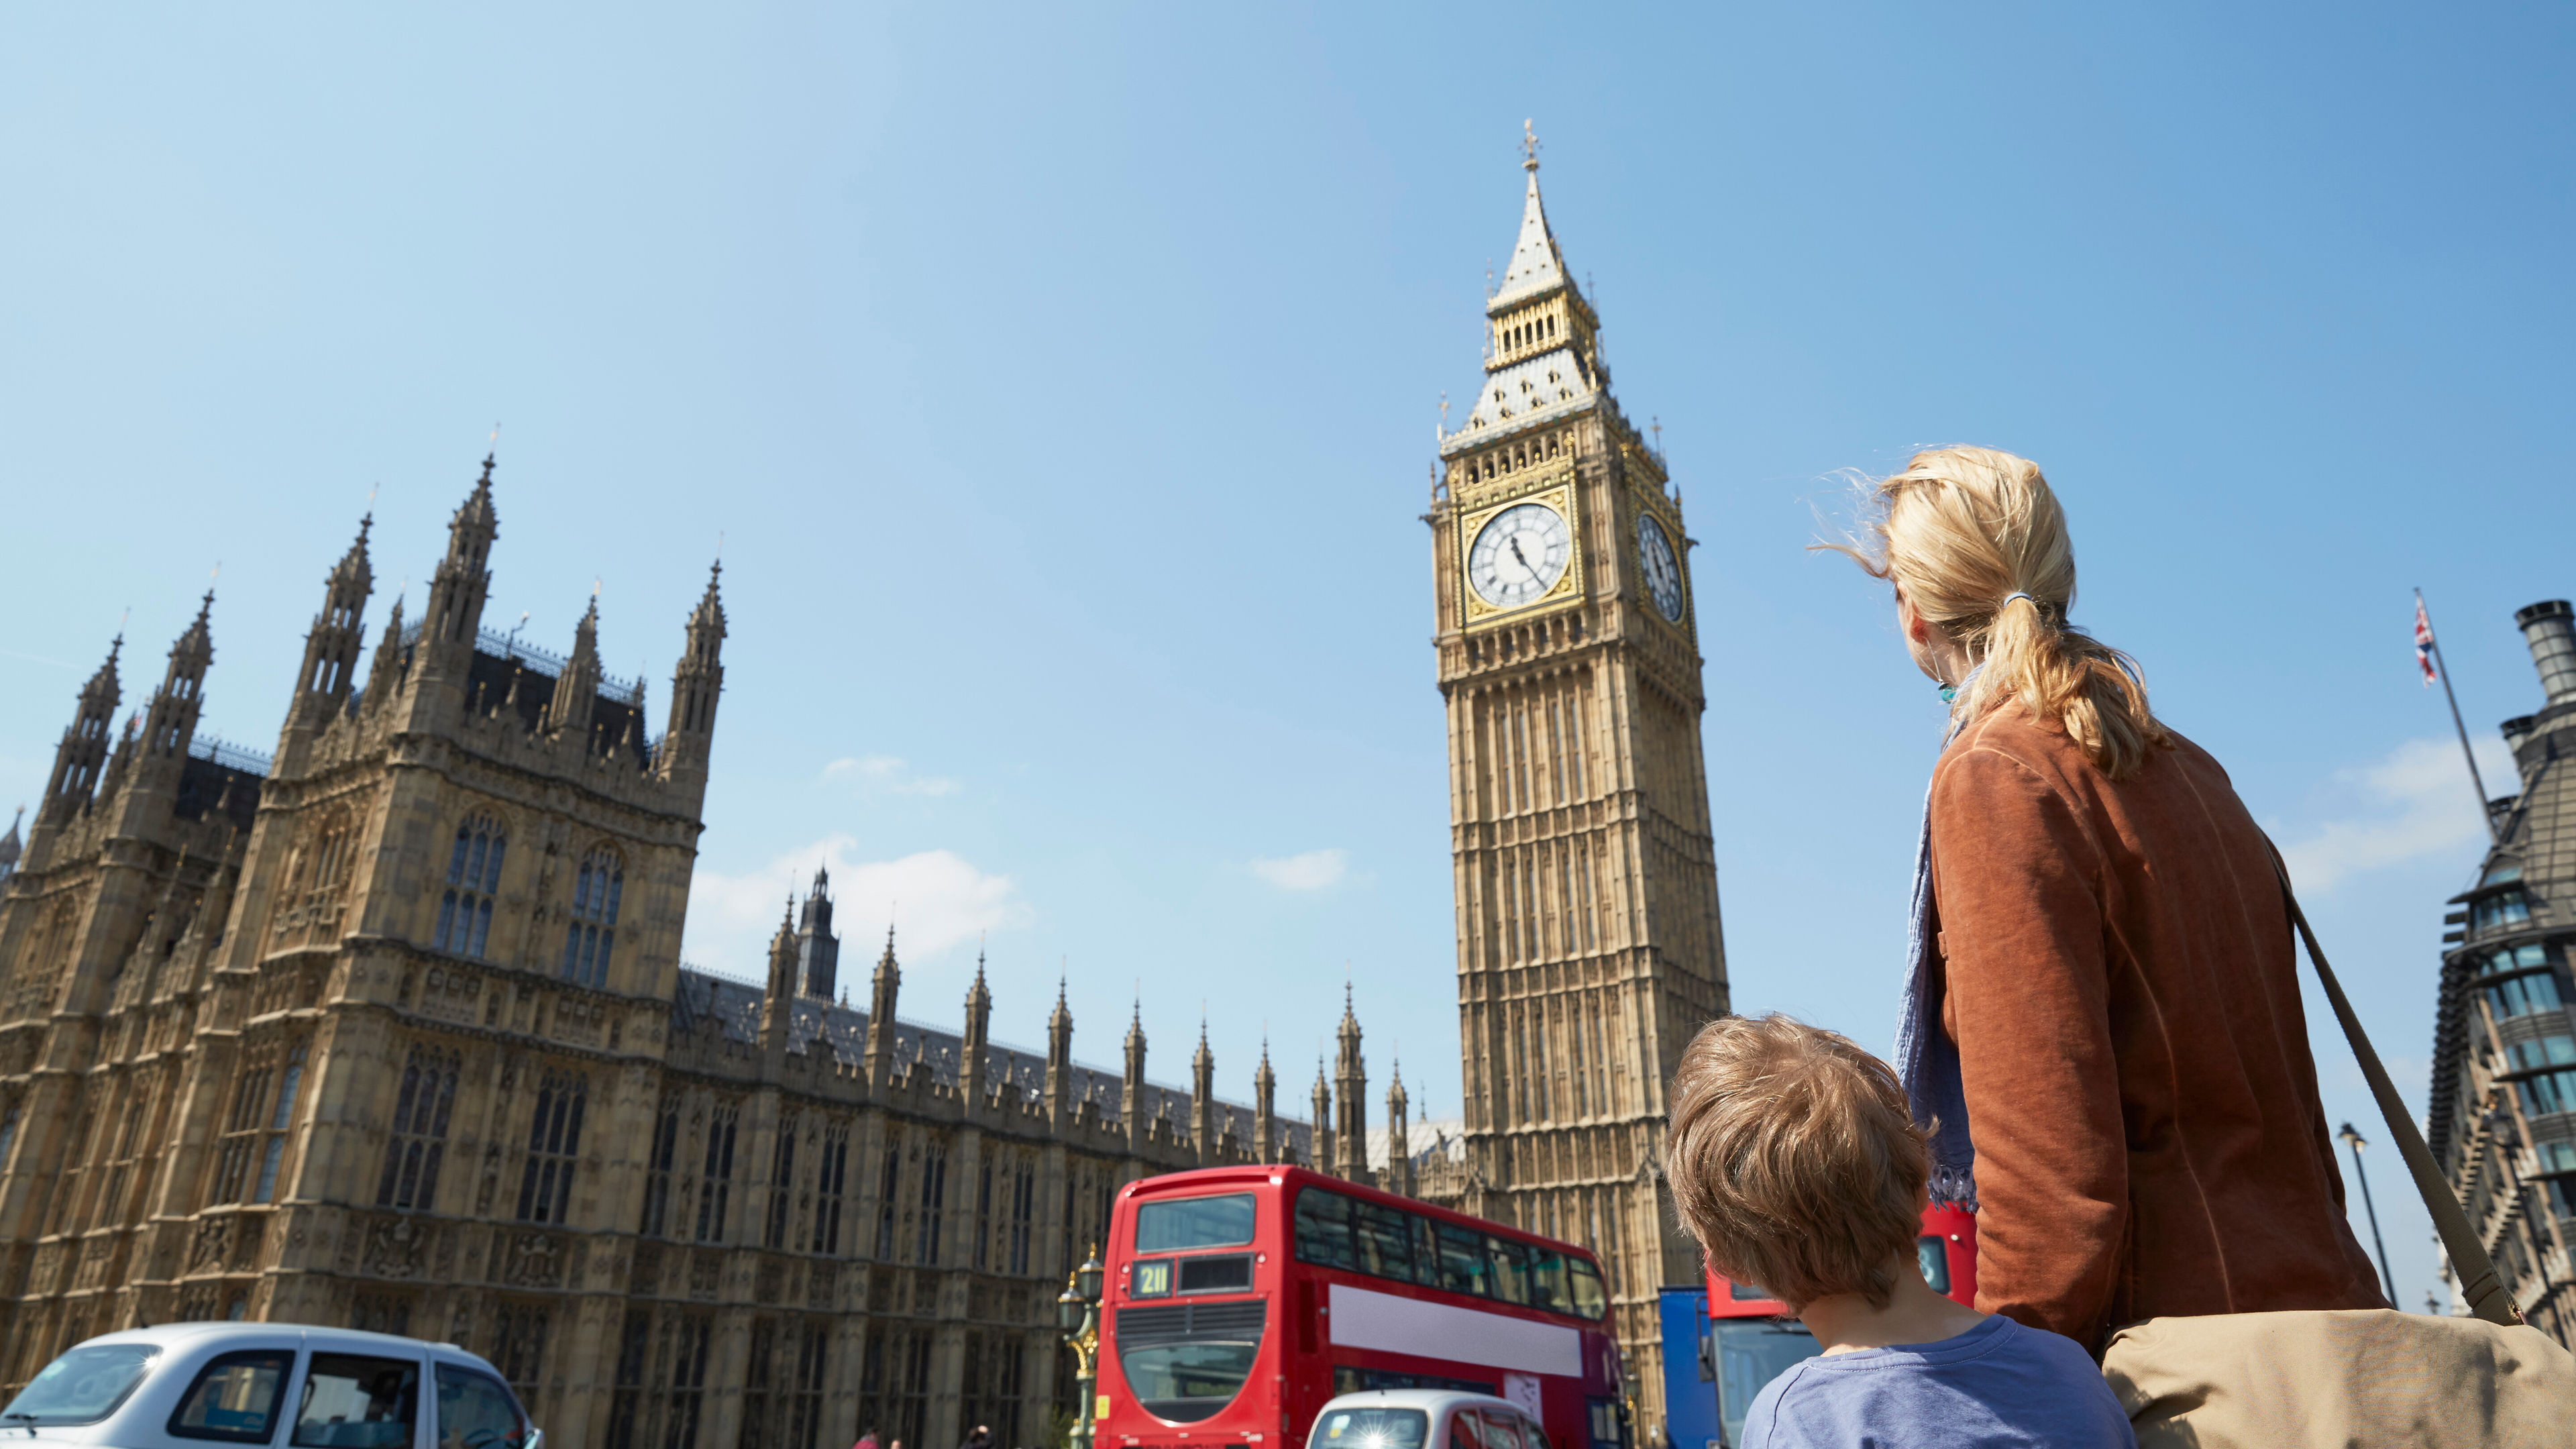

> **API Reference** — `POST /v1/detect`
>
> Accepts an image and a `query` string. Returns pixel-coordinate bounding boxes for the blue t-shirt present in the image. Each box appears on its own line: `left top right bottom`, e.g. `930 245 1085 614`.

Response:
1741 1314 2134 1448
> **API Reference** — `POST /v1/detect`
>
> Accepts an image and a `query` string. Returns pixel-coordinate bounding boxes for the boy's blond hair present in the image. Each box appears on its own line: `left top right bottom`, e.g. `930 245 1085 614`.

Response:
1664 1014 1929 1311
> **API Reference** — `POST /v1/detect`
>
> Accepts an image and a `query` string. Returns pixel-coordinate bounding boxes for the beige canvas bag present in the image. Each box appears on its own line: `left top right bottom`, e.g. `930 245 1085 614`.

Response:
2098 875 2574 1448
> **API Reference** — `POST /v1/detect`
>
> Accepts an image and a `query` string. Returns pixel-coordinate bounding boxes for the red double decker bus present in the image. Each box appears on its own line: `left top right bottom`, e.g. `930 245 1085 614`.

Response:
1097 1167 1627 1449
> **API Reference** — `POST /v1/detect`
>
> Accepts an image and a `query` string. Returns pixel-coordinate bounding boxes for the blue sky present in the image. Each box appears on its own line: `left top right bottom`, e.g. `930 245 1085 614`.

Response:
5 4 2571 1313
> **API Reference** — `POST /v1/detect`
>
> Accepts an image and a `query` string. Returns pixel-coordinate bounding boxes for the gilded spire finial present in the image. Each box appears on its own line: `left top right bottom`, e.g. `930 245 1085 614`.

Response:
1521 118 1541 172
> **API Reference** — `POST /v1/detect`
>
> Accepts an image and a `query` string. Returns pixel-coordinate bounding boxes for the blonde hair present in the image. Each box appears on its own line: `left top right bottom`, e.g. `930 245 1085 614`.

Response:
1821 445 2167 778
1664 1014 1927 1311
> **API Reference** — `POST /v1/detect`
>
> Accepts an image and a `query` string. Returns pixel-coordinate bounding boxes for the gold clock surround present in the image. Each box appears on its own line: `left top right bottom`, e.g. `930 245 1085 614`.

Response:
1456 480 1582 629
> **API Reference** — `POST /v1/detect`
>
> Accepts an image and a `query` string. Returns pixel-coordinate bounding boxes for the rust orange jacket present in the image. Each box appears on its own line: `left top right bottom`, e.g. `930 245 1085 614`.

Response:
1927 706 2387 1349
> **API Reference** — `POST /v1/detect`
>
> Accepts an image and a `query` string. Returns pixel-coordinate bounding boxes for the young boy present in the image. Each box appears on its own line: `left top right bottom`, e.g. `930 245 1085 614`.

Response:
1664 1014 2134 1448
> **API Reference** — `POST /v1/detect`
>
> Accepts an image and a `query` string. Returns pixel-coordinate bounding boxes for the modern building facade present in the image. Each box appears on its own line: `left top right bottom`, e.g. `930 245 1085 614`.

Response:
2431 598 2576 1346
1422 138 1731 1433
0 457 1436 1449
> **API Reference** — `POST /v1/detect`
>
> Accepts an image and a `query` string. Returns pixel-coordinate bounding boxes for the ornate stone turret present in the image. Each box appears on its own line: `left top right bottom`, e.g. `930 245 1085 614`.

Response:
0 807 21 884
420 455 498 669
1123 1001 1148 1151
545 594 602 742
360 595 408 712
962 951 991 1110
1252 1038 1278 1163
1190 1018 1216 1163
658 559 726 792
1334 985 1370 1185
284 515 373 757
1384 1061 1413 1197
37 635 121 833
795 866 839 999
759 899 797 1051
865 926 900 1087
116 596 215 825
1311 1057 1334 1177
1044 976 1074 1128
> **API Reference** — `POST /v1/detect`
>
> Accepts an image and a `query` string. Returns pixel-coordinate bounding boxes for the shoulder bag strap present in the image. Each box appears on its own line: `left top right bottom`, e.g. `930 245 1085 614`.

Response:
2271 854 2524 1326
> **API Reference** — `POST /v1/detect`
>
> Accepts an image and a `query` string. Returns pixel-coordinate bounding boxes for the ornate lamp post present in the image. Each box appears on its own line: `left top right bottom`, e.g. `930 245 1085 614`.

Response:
1059 1246 1108 1449
2337 1122 2397 1304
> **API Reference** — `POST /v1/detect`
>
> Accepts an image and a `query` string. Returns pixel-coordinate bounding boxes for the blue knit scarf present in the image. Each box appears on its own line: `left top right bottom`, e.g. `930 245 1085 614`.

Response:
1895 706 1979 1208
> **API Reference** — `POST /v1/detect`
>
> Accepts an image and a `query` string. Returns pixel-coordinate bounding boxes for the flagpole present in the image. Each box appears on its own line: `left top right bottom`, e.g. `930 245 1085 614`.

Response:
2417 588 2500 846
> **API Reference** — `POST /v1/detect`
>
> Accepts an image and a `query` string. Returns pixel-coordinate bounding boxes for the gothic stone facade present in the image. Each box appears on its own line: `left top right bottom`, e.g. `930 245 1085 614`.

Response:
1421 150 1731 1435
2429 598 2576 1346
0 459 1373 1449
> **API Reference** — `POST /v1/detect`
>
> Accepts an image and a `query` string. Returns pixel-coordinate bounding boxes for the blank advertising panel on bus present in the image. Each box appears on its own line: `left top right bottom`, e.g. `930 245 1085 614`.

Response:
1097 1167 1629 1449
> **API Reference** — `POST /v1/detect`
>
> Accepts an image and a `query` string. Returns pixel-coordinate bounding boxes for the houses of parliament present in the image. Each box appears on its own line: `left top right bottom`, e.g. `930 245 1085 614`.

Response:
0 143 1727 1448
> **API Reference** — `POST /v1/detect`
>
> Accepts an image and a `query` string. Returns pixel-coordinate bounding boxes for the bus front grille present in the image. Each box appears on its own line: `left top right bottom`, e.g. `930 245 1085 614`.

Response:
1116 1299 1268 1347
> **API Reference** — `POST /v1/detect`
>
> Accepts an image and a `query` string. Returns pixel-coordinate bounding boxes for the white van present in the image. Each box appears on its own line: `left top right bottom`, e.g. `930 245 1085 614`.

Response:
0 1324 539 1449
1305 1389 1552 1449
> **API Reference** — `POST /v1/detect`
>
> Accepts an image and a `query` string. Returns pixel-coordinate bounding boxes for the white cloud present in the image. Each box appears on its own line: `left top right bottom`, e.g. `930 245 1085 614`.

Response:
1250 848 1350 892
684 833 1026 980
821 754 960 797
2275 736 2517 894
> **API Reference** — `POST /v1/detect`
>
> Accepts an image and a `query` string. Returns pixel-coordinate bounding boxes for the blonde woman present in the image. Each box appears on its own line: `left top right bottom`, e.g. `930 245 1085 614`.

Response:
1830 446 2384 1352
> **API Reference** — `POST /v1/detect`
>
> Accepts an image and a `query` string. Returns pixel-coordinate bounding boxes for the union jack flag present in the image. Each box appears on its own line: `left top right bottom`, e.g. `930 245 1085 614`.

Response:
2414 595 2438 687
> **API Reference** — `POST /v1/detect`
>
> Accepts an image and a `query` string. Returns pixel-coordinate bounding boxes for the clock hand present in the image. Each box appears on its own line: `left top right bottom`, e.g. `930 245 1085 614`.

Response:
1508 535 1540 578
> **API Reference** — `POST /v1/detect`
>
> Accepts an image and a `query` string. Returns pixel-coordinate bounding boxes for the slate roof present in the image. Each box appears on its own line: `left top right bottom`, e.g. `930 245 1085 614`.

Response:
671 969 1316 1157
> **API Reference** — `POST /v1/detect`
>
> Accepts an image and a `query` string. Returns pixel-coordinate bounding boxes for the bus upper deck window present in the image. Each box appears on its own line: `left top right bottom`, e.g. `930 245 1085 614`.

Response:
1138 1193 1256 1252
1433 1222 1487 1295
1293 1188 1360 1271
1525 1247 1570 1313
1351 1200 1417 1283
1567 1259 1607 1320
1484 1236 1531 1305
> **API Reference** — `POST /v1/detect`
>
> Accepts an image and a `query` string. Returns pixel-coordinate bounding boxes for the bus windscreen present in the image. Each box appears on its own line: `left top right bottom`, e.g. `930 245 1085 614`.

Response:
1137 1193 1256 1252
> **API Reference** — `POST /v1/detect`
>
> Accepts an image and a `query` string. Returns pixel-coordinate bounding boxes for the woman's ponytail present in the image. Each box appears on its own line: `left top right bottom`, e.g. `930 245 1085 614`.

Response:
1822 447 2169 779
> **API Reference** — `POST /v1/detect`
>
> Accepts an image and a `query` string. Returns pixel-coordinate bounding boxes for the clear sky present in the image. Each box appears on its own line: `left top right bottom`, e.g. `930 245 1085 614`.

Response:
5 4 2570 1314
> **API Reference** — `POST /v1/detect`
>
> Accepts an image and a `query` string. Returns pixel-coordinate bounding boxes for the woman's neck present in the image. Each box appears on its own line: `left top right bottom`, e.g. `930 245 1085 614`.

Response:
1796 1254 1989 1355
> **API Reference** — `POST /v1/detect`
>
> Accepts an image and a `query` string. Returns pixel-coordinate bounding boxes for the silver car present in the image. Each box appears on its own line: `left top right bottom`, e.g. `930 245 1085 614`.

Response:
1305 1389 1552 1449
0 1323 539 1449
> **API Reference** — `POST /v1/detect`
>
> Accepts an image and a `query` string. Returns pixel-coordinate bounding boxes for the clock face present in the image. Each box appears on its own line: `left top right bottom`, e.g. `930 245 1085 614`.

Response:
1638 515 1685 621
1468 502 1572 610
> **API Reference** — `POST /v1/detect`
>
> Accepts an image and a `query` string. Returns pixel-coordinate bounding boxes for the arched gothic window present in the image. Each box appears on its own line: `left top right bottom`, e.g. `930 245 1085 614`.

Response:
559 847 625 989
433 814 506 959
516 1071 588 1224
376 1047 460 1212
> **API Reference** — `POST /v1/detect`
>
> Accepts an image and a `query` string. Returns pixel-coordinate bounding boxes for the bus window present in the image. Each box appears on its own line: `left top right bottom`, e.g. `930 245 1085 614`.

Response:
1138 1193 1256 1252
1352 1200 1416 1283
1484 1236 1530 1305
1915 1236 1950 1296
1433 1222 1488 1296
1525 1247 1570 1314
1293 1189 1360 1271
1567 1260 1607 1321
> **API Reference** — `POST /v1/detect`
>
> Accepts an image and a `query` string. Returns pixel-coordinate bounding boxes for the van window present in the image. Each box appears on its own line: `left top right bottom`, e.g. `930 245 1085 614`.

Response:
170 1348 296 1442
292 1354 417 1448
1479 1409 1525 1449
433 1365 527 1449
1 1342 160 1426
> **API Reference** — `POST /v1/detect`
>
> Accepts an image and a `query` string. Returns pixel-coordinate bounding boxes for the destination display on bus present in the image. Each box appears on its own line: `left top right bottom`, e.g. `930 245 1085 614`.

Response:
1097 1167 1629 1449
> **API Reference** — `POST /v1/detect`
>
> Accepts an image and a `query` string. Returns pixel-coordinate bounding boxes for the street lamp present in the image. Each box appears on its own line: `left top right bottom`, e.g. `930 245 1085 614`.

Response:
1060 1246 1107 1449
2339 1122 2397 1304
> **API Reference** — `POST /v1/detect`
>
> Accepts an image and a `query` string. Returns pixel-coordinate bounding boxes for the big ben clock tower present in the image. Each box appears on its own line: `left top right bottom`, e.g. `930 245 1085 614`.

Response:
1428 129 1729 1430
